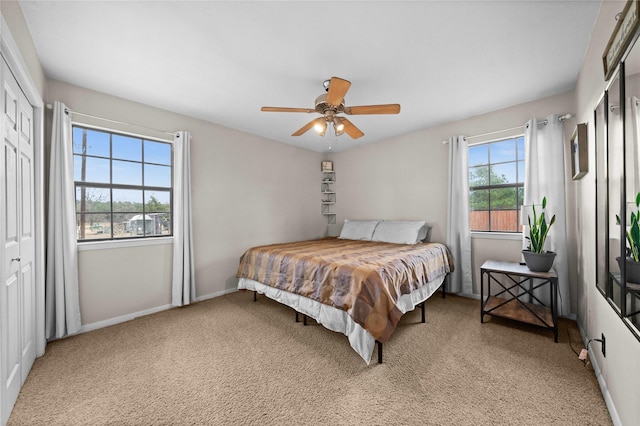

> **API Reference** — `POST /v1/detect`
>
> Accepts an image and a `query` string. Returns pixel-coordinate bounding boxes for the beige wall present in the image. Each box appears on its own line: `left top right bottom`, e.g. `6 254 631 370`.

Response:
78 243 173 324
574 1 640 424
331 91 575 299
0 0 46 96
47 79 326 325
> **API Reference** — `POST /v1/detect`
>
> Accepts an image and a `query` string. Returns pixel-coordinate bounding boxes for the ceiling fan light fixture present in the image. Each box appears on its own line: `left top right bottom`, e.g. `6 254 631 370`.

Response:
314 120 327 136
333 117 345 136
262 76 399 140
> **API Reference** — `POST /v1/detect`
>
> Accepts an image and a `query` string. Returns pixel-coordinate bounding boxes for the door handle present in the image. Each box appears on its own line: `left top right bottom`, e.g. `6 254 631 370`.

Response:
11 257 21 262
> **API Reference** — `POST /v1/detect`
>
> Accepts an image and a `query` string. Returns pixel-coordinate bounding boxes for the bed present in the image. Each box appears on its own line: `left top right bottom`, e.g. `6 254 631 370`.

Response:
236 221 454 364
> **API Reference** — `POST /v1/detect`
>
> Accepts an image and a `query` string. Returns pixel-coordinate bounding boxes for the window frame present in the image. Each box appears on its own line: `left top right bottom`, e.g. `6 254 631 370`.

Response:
468 134 525 234
72 124 174 243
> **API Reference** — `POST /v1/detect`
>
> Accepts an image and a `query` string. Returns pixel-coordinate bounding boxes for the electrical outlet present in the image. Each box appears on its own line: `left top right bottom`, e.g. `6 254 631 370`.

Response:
601 333 606 357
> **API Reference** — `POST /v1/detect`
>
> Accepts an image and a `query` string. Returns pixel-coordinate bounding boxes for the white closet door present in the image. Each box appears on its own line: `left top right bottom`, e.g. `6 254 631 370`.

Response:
17 65 36 382
1 56 36 426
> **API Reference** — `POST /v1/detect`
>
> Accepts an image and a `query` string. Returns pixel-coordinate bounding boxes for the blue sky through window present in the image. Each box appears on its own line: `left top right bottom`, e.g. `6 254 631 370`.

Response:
468 144 488 167
469 137 524 183
113 134 142 161
73 127 110 157
73 127 172 202
145 141 172 165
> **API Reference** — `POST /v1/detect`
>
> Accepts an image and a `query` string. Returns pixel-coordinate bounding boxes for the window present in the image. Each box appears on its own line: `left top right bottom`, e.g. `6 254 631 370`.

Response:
73 126 173 241
468 136 524 232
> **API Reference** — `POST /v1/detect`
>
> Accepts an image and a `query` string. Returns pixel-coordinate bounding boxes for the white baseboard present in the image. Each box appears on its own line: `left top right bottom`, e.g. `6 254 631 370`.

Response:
79 304 173 334
195 287 237 302
576 320 621 426
78 288 238 334
457 292 481 300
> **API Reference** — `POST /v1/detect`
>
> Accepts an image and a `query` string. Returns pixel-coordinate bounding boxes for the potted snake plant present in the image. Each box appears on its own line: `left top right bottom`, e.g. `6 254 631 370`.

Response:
522 196 556 272
616 192 640 284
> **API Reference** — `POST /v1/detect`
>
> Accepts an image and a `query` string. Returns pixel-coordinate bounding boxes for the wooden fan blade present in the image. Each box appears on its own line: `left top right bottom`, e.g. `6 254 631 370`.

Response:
326 77 351 107
344 104 401 115
261 106 316 113
292 117 325 136
340 117 364 139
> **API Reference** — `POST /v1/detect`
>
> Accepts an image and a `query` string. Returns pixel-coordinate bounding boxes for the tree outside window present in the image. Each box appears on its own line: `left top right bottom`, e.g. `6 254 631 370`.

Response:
468 137 524 232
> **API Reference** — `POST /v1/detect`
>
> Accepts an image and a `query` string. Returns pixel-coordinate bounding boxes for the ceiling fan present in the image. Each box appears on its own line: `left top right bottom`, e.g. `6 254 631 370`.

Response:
261 76 400 139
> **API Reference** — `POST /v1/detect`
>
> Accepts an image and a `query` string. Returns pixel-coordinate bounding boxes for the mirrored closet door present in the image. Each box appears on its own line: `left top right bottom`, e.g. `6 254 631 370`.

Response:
596 28 640 340
595 95 607 298
623 37 640 330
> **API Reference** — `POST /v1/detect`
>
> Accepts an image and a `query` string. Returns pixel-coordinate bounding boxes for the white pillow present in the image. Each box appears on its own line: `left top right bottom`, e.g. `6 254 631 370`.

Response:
372 220 426 245
338 220 379 241
418 223 433 242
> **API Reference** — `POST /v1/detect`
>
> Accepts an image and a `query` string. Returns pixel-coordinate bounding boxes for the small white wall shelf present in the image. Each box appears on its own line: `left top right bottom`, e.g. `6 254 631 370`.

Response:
321 170 336 224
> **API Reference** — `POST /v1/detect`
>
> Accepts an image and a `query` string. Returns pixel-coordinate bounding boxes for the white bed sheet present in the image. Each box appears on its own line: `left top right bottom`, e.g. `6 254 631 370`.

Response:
237 274 446 364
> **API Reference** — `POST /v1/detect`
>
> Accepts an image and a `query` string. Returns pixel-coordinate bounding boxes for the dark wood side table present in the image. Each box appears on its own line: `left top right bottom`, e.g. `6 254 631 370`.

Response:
480 260 558 342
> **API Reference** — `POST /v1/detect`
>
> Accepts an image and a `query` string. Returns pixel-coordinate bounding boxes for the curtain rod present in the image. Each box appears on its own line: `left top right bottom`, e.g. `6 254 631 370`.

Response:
610 98 640 111
46 103 176 137
442 114 572 144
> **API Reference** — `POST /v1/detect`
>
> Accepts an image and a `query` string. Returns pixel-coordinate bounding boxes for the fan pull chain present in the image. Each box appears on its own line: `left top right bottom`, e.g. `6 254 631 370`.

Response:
329 132 340 151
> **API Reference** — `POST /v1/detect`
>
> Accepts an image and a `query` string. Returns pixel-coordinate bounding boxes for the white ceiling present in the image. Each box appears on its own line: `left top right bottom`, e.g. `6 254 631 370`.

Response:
18 0 602 153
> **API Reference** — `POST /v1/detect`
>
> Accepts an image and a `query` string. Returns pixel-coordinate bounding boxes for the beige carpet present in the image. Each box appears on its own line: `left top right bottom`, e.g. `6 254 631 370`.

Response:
8 292 611 425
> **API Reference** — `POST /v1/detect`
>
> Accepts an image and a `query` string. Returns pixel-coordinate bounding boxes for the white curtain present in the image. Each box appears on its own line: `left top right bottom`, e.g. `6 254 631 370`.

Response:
522 115 570 315
45 101 81 339
446 135 473 294
172 131 196 306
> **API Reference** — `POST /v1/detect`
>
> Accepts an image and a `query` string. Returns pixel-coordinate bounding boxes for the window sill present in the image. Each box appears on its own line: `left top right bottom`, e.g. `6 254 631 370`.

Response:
77 236 173 251
471 231 522 241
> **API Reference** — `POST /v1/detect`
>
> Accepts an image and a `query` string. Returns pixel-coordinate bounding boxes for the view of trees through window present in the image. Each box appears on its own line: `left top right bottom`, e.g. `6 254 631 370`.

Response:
468 136 524 232
73 126 173 241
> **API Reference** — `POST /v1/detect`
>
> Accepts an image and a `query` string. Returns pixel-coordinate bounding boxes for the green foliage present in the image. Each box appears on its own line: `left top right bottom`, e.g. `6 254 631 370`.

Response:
470 187 524 211
526 196 556 253
469 167 523 211
76 194 170 214
145 195 169 212
616 192 640 262
469 165 500 187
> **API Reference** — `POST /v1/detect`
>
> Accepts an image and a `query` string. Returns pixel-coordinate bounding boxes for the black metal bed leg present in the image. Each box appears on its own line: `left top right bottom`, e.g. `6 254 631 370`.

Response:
421 302 425 323
441 274 448 298
296 312 311 325
253 291 257 302
376 340 383 364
